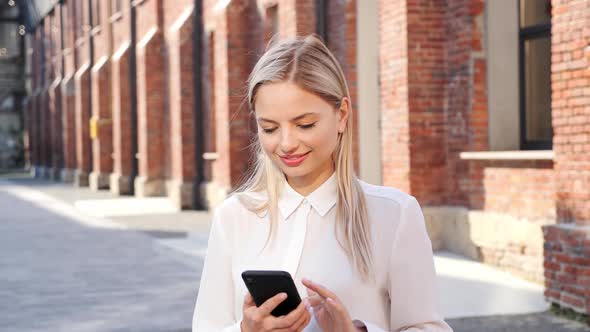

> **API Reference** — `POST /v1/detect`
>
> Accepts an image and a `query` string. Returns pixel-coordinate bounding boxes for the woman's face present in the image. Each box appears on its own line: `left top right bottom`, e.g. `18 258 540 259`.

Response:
254 81 348 187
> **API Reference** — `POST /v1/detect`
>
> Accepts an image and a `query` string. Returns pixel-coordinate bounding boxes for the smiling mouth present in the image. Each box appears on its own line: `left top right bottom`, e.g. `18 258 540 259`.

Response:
279 152 310 166
280 152 310 159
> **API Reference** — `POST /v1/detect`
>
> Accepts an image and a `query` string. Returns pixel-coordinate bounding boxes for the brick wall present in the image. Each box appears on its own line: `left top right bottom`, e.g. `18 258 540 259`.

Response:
544 225 590 314
26 0 372 208
379 0 410 194
408 0 449 205
543 0 590 316
49 8 63 179
444 0 488 206
212 0 260 190
162 0 197 208
74 0 93 186
379 0 461 203
279 0 316 39
89 0 114 189
134 0 166 196
379 0 562 284
467 160 556 221
550 0 590 225
61 0 78 180
327 0 359 172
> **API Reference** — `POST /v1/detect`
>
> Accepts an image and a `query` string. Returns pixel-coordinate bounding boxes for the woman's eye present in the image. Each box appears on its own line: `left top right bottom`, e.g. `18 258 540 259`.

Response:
262 128 277 133
299 123 316 129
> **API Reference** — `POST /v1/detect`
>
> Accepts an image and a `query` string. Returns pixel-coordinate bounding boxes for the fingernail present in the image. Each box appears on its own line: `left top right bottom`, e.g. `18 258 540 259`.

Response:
280 293 287 299
327 297 335 304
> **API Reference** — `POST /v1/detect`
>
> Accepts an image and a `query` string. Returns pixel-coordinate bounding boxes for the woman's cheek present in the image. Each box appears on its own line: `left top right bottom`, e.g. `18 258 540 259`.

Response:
259 136 277 156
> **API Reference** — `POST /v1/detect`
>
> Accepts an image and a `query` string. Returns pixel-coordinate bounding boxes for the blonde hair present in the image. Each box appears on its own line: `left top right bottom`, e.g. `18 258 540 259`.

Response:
233 35 373 281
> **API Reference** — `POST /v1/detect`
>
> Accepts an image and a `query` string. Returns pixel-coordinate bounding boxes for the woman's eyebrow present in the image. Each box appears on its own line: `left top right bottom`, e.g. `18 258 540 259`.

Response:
257 112 318 123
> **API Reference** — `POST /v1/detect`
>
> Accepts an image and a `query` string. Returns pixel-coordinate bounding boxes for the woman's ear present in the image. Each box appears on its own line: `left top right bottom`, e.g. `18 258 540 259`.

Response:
337 97 350 133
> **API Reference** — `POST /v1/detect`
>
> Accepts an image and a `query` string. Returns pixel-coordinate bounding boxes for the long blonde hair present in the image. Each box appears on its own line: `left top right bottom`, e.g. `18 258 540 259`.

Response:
233 35 373 281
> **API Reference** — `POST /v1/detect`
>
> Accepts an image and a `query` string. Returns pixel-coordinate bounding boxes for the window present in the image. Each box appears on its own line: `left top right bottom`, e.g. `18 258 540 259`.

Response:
519 0 552 150
0 23 19 58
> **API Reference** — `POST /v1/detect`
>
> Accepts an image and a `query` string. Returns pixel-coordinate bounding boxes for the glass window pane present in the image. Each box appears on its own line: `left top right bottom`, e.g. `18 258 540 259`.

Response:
520 0 551 28
524 36 552 142
0 23 19 58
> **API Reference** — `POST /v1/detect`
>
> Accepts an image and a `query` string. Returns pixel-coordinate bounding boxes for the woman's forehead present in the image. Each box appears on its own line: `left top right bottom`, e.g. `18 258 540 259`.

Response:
255 82 333 120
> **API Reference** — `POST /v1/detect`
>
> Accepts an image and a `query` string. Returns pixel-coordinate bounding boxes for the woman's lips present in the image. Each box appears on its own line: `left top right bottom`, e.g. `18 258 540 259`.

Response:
280 152 310 167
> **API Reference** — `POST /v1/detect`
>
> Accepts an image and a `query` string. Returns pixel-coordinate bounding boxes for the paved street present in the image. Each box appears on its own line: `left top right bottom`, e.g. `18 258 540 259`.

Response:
0 179 204 332
448 312 589 332
1 173 588 332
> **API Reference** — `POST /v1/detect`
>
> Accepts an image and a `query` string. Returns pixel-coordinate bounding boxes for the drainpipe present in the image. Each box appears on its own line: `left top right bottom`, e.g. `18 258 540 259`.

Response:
315 0 327 43
129 0 138 193
192 0 204 209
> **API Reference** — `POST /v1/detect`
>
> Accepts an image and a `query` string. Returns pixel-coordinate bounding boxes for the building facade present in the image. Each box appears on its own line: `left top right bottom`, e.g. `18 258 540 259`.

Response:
21 0 590 317
0 0 26 169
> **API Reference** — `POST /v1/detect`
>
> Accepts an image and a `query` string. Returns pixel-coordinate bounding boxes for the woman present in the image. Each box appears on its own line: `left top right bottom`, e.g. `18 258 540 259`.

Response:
192 35 453 332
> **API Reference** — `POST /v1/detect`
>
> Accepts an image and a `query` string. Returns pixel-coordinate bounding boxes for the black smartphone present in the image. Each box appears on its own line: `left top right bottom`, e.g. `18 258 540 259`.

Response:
241 270 302 317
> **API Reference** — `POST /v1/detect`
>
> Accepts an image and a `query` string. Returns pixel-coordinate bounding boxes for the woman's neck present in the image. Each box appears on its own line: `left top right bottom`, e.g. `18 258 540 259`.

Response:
286 165 335 196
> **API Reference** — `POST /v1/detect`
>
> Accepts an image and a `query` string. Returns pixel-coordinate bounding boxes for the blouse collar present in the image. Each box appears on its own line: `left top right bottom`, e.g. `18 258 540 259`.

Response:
278 172 338 219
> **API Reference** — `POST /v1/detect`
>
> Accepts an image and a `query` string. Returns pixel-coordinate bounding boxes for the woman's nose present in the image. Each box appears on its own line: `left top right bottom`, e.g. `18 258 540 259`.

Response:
279 129 298 153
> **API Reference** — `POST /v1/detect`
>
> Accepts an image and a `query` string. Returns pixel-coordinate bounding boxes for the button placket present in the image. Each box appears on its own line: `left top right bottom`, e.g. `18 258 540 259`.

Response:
282 200 312 278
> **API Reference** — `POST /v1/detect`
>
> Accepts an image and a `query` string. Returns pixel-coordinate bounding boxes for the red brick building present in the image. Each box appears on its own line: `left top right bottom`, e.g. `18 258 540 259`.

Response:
22 0 590 317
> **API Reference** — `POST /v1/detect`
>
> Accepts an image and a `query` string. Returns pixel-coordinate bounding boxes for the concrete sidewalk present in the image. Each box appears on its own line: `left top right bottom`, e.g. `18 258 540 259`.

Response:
2 172 588 331
0 177 202 331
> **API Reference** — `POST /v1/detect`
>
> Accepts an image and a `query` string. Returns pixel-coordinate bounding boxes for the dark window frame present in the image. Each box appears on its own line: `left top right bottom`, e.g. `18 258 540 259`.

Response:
518 0 552 150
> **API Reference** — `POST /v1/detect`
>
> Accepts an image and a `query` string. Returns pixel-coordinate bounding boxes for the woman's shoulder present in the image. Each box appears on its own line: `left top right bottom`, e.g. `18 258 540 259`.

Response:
213 191 268 218
357 179 415 209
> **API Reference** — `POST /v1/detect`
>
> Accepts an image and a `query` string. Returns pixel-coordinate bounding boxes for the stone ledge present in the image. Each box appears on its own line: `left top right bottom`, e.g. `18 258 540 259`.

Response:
459 150 554 160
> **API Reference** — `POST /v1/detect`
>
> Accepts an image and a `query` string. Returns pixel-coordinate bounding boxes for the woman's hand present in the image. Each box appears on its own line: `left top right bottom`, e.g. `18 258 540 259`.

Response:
302 278 365 332
241 292 311 332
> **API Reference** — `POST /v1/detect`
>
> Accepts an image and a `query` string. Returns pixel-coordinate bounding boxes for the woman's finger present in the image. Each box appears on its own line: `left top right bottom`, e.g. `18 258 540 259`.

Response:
291 308 311 332
302 278 339 302
305 286 318 298
272 300 307 329
324 297 346 316
273 307 311 332
305 294 324 308
257 292 288 316
243 292 255 308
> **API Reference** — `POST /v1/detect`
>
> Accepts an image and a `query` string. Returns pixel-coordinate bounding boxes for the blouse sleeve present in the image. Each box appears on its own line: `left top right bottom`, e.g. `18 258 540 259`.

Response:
354 196 453 332
192 207 242 332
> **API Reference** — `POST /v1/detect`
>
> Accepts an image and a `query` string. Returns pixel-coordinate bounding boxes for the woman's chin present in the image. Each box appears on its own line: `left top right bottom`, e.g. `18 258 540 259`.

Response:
279 166 310 179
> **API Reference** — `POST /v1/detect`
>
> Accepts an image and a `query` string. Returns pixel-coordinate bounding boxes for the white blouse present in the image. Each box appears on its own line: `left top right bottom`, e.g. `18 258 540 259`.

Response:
192 173 453 332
